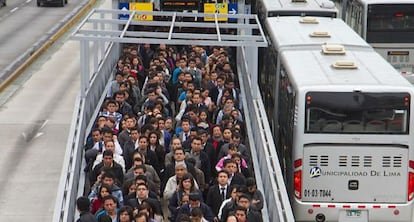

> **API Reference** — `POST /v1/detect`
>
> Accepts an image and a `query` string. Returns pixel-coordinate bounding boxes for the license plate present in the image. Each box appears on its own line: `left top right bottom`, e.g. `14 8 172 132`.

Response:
346 210 361 217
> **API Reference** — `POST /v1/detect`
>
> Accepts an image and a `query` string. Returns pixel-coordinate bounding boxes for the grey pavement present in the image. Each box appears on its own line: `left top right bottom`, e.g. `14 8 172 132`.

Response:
0 0 111 220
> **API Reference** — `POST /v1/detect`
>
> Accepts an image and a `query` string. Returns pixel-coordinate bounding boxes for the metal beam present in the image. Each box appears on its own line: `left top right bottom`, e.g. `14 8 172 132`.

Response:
72 9 268 48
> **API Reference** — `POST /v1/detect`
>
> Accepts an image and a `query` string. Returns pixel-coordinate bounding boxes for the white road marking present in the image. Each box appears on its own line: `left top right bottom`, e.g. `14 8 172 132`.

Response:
10 7 18 13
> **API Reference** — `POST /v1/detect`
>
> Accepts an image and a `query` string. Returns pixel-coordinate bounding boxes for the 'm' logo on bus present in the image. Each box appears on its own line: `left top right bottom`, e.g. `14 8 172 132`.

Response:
310 167 321 178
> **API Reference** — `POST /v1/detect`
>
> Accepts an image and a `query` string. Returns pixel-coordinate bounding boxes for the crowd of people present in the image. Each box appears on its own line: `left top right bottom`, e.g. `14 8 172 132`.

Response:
76 43 264 222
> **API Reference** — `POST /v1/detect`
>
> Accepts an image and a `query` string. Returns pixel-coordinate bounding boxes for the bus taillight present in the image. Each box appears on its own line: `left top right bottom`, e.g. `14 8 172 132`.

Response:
294 170 302 199
394 12 404 17
408 160 414 201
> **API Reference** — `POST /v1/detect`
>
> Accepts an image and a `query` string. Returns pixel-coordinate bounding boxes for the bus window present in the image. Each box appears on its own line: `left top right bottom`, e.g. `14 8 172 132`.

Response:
305 92 410 134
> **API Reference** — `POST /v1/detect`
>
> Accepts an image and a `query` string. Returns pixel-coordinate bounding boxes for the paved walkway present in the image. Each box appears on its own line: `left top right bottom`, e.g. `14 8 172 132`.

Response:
0 0 111 221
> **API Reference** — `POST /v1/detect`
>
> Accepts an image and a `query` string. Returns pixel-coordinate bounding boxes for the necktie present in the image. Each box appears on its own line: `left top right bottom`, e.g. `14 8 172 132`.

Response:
221 187 226 200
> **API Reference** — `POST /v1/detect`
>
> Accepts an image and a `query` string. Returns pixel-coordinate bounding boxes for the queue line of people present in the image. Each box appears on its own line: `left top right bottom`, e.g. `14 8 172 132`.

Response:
76 43 264 222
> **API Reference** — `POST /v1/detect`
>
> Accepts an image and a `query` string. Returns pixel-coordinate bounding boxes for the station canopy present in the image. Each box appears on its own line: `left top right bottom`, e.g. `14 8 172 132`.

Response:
71 8 268 47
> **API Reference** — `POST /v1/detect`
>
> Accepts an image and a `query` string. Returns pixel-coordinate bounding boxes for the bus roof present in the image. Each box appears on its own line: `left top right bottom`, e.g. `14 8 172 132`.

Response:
265 17 371 51
281 49 413 89
349 0 414 5
259 0 338 17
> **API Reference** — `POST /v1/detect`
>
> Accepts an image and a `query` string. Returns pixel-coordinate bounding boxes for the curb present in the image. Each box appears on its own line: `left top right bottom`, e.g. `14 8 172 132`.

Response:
0 0 97 92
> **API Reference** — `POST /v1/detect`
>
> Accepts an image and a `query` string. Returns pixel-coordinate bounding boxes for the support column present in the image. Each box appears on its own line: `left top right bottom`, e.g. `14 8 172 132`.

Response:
80 40 90 99
248 45 259 99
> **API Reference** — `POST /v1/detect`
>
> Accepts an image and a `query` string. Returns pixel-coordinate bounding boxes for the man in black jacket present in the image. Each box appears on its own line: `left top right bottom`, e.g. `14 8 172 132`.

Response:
76 196 97 222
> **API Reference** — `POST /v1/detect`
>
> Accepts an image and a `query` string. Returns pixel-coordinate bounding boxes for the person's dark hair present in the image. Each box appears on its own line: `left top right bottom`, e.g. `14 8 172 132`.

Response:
223 158 236 168
102 194 118 205
98 184 112 200
76 196 90 212
122 178 135 197
136 182 149 190
97 166 111 177
135 174 148 184
101 171 115 180
141 124 153 135
146 87 156 95
101 127 114 135
91 127 101 134
138 201 155 218
191 136 202 143
234 205 247 214
246 177 256 187
113 90 126 98
138 135 149 143
102 150 114 158
238 193 251 202
217 169 230 178
173 147 185 155
134 212 150 222
106 99 117 107
178 173 196 192
119 205 134 220
232 131 241 139
190 207 204 218
134 164 147 173
177 214 191 222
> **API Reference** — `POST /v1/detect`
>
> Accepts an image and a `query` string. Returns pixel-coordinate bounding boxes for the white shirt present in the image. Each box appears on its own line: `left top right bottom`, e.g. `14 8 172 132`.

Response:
92 141 123 156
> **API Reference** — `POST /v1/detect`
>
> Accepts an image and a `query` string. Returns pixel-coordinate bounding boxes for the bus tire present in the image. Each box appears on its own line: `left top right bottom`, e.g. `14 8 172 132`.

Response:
59 0 64 7
37 0 41 6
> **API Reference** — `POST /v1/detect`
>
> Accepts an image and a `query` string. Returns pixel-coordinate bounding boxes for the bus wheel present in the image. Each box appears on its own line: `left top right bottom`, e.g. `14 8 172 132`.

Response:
59 0 64 7
37 0 41 6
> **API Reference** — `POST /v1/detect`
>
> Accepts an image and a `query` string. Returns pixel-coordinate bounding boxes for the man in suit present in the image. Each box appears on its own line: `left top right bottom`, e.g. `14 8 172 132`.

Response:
223 159 246 186
205 71 218 91
188 137 211 186
198 129 217 180
237 194 263 222
206 170 231 218
177 118 192 144
209 75 226 106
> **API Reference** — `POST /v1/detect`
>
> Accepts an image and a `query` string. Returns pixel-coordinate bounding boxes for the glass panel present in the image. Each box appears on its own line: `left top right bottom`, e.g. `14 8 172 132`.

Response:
367 4 414 32
367 4 414 43
305 92 410 134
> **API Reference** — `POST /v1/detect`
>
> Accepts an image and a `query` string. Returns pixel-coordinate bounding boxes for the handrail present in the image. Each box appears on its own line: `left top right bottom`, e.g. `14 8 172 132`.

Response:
237 46 295 222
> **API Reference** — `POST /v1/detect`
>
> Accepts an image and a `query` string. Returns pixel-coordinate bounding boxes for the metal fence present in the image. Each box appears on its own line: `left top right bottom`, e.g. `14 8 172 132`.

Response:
52 41 120 222
237 45 296 222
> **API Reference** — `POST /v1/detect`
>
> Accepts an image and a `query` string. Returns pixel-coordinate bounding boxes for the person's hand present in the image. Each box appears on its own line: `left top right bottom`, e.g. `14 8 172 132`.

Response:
252 199 260 204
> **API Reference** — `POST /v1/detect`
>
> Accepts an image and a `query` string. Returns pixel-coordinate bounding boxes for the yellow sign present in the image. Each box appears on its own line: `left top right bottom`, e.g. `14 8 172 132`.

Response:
130 2 153 21
204 3 228 22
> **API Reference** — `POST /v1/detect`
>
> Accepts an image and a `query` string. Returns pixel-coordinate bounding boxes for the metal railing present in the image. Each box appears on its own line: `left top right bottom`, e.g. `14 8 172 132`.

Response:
52 41 120 222
237 46 296 222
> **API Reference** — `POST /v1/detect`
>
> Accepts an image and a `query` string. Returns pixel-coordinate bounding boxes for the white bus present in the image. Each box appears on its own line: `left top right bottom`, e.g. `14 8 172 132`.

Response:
255 0 338 21
259 16 414 222
336 0 414 76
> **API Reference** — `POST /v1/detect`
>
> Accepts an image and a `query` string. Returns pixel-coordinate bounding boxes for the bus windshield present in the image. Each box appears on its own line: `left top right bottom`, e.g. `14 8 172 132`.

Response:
367 4 414 43
305 92 410 134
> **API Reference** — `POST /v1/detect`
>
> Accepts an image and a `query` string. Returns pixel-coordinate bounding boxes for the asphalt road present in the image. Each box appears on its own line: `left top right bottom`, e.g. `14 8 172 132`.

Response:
0 0 99 221
0 0 84 75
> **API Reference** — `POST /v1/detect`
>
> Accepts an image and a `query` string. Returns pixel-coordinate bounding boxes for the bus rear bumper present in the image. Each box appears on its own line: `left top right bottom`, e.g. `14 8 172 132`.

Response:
293 201 413 222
